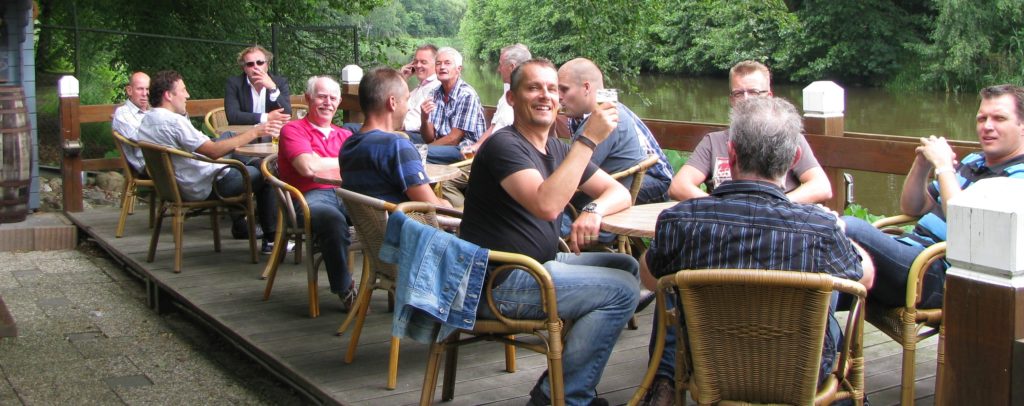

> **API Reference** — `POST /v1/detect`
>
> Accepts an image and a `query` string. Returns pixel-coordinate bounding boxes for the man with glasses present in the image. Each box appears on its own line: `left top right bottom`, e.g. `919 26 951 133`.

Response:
225 45 292 126
224 45 292 240
668 60 832 204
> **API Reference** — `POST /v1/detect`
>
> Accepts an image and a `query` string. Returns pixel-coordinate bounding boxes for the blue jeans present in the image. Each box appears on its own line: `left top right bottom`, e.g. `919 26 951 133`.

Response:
637 176 670 204
298 189 352 294
426 145 464 164
213 164 276 236
843 216 946 309
480 252 640 405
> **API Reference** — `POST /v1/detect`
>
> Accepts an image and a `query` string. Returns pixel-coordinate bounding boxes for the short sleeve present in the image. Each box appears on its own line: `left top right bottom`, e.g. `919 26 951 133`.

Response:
684 133 716 176
791 134 822 176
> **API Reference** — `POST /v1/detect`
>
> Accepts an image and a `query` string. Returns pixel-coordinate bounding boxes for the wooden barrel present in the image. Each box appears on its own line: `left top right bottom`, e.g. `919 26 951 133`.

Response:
0 86 32 223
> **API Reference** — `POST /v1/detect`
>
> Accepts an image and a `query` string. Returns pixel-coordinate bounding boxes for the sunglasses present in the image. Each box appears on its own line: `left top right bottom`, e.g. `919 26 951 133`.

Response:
245 60 267 68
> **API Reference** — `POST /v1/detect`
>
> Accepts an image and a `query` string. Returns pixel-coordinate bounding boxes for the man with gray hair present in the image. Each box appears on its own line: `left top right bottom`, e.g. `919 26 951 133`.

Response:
278 75 356 311
420 46 487 164
640 97 874 405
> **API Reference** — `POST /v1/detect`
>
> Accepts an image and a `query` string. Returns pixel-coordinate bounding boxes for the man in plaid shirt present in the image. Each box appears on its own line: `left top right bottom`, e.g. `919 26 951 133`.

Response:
419 46 487 164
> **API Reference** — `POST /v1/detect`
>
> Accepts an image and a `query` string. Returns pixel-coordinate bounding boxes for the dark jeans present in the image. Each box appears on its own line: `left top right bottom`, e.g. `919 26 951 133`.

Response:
212 164 276 236
842 216 947 309
426 145 464 164
637 176 671 204
297 189 352 294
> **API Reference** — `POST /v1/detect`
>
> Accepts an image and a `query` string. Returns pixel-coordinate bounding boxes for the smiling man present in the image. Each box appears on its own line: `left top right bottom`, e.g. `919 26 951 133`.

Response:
843 84 1024 311
420 46 486 164
277 75 356 312
401 44 441 140
459 58 640 406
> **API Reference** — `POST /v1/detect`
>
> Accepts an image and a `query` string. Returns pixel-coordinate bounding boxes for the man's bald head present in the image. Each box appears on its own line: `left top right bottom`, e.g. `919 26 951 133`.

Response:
125 71 150 110
558 58 604 88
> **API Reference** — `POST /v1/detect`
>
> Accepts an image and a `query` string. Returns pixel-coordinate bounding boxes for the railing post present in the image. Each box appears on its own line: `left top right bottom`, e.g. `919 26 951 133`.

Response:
802 81 845 212
58 76 83 212
938 177 1024 405
340 65 364 124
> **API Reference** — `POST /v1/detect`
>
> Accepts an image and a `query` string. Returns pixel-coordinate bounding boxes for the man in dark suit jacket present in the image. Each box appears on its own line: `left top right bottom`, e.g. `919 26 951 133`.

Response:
225 45 292 125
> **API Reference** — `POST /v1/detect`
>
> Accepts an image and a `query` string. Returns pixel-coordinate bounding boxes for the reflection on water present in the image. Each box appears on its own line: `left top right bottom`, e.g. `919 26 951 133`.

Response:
460 60 982 215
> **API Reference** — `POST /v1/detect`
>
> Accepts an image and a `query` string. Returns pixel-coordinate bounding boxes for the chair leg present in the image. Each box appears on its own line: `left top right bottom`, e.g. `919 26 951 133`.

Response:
504 338 516 373
261 217 286 279
210 207 221 253
339 261 374 335
172 207 184 273
147 204 167 263
387 336 400 390
441 337 459 401
147 192 156 229
115 178 134 237
344 287 373 363
419 341 445 406
900 342 916 406
262 235 287 301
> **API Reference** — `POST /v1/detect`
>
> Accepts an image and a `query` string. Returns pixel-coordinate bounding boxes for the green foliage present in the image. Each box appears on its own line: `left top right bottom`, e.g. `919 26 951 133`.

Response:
460 0 661 75
844 203 885 224
649 0 800 77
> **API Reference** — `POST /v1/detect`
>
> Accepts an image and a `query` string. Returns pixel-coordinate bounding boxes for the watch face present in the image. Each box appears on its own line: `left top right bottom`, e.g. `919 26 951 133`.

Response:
583 202 598 213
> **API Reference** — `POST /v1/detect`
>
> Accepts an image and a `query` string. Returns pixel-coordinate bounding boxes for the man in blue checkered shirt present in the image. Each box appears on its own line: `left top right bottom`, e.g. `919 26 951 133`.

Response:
419 47 487 164
640 97 875 406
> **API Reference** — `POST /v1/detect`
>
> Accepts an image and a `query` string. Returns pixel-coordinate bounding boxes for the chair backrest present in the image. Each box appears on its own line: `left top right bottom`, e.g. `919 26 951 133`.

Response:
292 103 309 119
204 107 228 136
672 269 865 405
609 154 659 204
335 188 398 279
260 154 305 233
137 141 184 204
112 130 144 178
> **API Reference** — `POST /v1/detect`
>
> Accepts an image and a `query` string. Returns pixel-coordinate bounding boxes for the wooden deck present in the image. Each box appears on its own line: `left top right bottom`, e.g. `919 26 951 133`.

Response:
66 207 937 405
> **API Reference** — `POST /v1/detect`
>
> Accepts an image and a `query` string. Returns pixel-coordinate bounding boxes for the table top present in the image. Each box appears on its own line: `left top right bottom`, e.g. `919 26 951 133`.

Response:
218 125 257 135
599 201 679 239
233 142 276 158
313 164 461 186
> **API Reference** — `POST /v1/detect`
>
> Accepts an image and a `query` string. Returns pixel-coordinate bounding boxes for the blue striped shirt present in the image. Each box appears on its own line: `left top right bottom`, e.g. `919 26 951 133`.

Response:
340 130 431 203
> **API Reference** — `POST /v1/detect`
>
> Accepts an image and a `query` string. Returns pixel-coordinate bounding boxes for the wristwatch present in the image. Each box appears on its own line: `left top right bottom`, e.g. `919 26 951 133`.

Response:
581 202 600 216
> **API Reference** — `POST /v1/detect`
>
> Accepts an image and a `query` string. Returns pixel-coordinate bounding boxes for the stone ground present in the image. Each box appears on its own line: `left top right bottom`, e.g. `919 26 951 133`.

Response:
0 236 307 404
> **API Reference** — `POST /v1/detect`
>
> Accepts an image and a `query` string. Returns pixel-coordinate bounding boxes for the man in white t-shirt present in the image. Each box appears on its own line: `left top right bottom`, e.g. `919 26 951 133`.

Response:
400 44 441 142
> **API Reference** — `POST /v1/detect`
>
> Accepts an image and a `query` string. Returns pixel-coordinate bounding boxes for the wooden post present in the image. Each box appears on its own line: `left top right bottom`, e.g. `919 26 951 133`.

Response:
802 81 846 212
58 76 83 213
938 177 1024 405
340 65 364 124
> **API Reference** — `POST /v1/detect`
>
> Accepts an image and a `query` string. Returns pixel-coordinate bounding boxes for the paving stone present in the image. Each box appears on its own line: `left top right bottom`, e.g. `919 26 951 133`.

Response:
35 258 102 274
9 271 62 290
66 331 104 343
103 374 153 389
0 335 84 367
0 375 21 405
36 297 72 308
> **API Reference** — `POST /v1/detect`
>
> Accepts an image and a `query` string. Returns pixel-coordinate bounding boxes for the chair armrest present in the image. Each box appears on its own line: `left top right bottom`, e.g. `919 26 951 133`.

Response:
870 214 920 229
450 158 474 168
906 241 946 308
483 250 559 327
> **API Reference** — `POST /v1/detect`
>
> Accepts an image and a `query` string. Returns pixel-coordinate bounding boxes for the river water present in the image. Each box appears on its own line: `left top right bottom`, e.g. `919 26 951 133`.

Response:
457 61 984 216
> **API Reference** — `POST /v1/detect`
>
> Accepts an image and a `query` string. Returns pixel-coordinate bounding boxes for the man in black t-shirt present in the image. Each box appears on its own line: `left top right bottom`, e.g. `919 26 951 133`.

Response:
459 58 640 406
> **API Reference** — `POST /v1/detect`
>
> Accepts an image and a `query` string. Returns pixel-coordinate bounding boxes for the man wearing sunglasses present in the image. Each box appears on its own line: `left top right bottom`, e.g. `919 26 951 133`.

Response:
225 45 292 126
668 60 832 204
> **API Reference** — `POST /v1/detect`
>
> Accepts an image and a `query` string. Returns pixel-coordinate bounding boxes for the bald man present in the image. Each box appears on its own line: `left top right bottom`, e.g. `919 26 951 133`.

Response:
558 58 674 206
112 71 151 173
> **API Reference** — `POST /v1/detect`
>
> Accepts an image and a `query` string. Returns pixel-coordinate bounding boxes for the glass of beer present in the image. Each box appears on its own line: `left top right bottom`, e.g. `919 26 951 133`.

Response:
596 88 618 104
461 145 476 159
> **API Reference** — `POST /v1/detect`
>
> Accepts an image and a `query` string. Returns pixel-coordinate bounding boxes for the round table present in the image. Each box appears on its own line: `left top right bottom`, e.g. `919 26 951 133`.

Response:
233 142 277 158
599 201 678 239
312 164 461 186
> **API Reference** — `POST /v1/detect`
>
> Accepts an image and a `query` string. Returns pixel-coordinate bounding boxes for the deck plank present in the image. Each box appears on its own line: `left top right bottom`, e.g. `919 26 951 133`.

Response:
66 208 938 405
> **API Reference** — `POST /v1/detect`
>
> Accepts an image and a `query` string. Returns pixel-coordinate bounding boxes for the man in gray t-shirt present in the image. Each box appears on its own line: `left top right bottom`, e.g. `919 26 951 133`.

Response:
668 60 833 204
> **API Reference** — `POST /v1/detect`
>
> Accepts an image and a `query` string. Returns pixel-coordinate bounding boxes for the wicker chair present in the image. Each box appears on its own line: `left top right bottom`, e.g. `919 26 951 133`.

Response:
259 154 361 318
869 214 947 406
137 141 258 273
632 269 867 406
291 103 309 119
394 202 565 406
565 154 659 256
112 130 156 238
203 107 229 137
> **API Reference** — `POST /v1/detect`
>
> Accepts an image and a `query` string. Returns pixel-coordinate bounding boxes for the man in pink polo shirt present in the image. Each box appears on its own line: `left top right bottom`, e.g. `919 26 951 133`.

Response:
278 75 356 311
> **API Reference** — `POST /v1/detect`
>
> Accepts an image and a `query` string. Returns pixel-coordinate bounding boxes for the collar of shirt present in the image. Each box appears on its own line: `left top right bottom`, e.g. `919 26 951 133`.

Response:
416 74 438 90
245 76 268 114
711 179 789 201
123 99 147 115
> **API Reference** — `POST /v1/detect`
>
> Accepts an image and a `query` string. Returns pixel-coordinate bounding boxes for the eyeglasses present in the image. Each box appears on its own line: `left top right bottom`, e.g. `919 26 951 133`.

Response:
730 89 770 98
244 60 267 68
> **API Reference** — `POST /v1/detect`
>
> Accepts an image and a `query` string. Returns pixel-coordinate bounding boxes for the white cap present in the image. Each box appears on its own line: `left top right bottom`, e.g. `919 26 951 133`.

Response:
802 81 844 117
58 76 80 97
341 65 363 84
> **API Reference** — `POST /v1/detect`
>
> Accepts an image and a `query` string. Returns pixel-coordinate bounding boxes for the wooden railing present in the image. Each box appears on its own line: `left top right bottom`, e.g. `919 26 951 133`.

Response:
59 88 980 212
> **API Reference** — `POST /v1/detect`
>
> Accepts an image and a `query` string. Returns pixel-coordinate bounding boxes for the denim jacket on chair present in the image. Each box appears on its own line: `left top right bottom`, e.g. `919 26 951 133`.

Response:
380 211 489 343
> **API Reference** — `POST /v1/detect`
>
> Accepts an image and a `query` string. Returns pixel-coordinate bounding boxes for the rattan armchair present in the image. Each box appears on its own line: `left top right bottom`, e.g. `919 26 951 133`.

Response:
869 214 947 406
259 154 362 318
632 269 867 406
564 154 659 255
394 202 565 406
137 141 258 273
112 130 156 238
203 107 228 137
291 103 308 119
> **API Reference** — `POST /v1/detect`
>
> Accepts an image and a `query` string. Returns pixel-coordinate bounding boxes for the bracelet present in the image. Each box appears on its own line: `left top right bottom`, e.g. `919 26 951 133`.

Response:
934 167 955 177
575 135 597 151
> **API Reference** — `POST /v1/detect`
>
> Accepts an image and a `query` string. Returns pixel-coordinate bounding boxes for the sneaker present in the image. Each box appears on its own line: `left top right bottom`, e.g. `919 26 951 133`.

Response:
338 287 357 313
643 376 675 406
636 289 656 313
527 376 608 406
261 239 295 255
231 217 263 240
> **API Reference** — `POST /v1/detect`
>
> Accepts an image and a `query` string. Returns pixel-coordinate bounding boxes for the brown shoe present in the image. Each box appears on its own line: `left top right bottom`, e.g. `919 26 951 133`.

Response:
644 376 675 406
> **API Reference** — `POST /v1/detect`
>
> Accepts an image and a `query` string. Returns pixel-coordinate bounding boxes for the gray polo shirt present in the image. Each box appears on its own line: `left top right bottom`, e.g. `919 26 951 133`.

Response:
138 107 225 201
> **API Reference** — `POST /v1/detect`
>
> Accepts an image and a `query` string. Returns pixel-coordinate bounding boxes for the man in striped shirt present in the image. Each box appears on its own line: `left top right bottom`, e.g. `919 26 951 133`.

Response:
640 97 874 406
